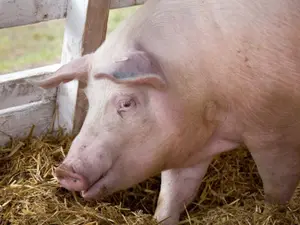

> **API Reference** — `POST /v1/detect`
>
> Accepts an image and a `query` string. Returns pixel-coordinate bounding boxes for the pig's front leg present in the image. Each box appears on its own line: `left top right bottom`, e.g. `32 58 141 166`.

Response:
154 158 212 225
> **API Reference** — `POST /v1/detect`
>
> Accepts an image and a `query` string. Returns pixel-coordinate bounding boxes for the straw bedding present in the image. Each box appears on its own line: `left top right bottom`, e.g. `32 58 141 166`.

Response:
1 130 300 225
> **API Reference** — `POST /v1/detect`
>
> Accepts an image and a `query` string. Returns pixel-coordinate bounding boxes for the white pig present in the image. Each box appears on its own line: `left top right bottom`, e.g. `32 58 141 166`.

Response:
35 0 300 224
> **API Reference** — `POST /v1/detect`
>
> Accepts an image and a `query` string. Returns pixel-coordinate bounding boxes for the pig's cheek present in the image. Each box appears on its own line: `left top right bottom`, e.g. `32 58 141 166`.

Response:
81 175 115 200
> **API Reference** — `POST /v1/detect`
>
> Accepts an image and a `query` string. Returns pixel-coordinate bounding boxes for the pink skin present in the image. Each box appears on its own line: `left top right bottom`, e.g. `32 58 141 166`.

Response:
35 47 209 201
34 1 300 224
54 77 188 199
36 44 300 225
55 164 89 192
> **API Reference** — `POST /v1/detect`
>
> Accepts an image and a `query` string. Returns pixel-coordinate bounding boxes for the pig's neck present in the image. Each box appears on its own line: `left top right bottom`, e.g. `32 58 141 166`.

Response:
152 83 243 170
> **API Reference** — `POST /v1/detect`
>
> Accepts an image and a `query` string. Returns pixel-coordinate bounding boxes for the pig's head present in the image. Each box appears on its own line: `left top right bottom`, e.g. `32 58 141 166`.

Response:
35 49 190 200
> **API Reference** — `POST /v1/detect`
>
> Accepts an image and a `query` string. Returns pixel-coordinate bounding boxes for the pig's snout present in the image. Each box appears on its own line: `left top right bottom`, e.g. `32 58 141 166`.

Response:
55 165 89 192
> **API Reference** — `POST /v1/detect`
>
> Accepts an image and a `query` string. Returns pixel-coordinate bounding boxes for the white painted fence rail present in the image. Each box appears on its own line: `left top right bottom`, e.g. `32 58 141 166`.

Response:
0 0 146 145
0 0 146 28
0 65 59 144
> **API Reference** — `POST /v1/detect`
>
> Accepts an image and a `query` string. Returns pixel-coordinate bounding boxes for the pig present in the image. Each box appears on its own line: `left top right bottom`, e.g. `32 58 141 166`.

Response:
34 0 300 224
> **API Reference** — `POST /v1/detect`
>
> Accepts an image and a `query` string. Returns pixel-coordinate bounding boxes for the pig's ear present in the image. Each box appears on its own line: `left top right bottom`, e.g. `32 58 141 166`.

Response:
33 54 91 89
94 51 167 90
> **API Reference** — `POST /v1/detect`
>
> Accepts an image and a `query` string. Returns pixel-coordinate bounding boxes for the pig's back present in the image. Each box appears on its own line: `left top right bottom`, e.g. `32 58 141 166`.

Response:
134 0 300 132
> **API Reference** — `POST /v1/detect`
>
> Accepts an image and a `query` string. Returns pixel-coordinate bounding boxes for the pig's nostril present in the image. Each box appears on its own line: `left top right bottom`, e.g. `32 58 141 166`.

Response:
55 165 89 192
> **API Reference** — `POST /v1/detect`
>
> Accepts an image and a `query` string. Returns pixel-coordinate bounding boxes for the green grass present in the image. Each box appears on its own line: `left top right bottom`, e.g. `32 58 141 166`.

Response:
0 7 138 75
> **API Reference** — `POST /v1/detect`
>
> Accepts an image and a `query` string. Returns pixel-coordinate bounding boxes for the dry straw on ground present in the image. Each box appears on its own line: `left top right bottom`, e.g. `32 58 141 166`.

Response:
1 129 300 225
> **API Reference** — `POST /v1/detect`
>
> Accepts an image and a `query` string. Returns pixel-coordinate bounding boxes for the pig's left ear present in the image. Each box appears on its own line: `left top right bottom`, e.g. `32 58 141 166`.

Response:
94 51 167 90
31 54 91 89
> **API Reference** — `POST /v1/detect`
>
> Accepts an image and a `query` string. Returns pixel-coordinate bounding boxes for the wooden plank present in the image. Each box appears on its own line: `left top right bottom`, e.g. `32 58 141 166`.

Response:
0 0 68 29
0 64 59 110
56 0 110 135
0 64 59 146
0 0 145 29
0 64 61 82
110 0 146 9
0 100 56 146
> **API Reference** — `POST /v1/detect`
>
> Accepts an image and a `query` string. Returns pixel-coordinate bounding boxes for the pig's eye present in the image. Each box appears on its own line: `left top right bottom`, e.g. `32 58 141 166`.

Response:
122 100 133 108
117 98 136 117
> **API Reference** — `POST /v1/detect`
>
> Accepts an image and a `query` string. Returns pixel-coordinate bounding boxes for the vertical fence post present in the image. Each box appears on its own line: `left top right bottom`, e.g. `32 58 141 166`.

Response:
56 0 111 135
